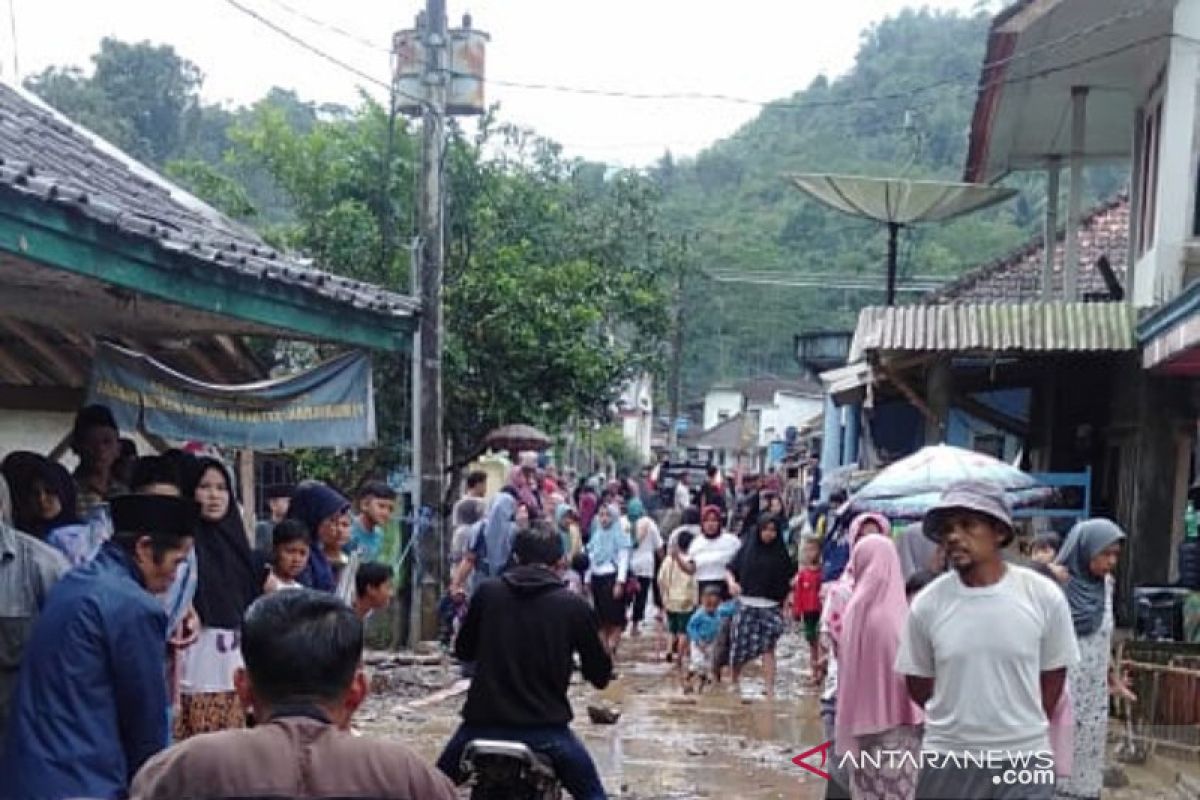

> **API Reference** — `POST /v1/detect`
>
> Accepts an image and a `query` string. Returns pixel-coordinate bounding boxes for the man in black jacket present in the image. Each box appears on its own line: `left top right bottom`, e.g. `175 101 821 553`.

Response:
437 523 613 800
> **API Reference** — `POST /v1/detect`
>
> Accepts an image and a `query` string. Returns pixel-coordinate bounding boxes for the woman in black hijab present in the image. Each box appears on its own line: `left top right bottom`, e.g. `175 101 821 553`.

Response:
174 457 263 740
1 451 78 540
726 513 795 698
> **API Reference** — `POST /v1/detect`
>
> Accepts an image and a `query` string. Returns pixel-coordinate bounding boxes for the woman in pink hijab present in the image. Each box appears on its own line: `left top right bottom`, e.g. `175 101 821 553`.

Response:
836 535 923 800
816 512 890 795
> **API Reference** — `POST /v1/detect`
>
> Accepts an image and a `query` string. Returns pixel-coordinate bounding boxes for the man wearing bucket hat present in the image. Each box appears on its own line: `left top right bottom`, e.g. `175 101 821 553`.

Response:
895 481 1078 799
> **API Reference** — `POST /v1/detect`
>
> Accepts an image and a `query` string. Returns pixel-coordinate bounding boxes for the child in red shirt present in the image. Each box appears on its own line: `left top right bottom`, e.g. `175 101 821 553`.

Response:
792 536 822 683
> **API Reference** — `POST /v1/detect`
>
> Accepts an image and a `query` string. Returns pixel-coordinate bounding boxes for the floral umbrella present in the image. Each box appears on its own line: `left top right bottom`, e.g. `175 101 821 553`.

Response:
848 444 1050 520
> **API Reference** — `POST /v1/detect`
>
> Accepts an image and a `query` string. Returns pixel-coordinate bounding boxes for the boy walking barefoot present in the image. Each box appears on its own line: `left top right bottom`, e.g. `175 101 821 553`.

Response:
792 536 822 685
685 588 723 693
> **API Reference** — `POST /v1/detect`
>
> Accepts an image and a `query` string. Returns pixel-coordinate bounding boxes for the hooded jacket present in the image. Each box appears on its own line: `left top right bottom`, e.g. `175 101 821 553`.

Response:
454 564 612 727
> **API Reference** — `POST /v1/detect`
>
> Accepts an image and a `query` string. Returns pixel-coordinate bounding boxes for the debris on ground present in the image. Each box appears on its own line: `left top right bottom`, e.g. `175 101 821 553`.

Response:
586 703 621 724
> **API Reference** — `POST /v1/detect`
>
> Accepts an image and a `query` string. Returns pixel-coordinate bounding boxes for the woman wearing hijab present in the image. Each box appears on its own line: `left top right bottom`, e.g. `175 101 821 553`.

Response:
1 453 87 565
554 504 584 564
450 496 487 570
586 503 632 656
682 505 743 679
626 497 663 637
836 535 923 799
725 514 794 697
817 511 890 797
287 481 352 592
1053 519 1132 800
175 457 263 740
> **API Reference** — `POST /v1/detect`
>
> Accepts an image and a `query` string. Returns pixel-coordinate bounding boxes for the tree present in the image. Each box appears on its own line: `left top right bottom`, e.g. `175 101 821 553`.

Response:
27 39 203 165
90 38 203 164
227 99 669 485
23 66 135 149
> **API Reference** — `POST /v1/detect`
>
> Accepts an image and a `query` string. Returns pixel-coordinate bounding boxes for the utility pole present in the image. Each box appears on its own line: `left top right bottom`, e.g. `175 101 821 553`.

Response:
667 235 686 453
395 3 486 645
414 0 447 645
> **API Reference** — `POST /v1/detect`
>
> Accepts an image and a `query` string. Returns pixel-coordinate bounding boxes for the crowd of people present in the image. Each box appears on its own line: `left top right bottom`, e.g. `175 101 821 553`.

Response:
436 458 1136 800
0 404 414 799
0 406 1141 799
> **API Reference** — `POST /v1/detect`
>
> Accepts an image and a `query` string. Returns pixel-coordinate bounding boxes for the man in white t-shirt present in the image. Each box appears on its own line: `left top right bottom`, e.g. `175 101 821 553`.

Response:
674 473 692 513
896 481 1078 800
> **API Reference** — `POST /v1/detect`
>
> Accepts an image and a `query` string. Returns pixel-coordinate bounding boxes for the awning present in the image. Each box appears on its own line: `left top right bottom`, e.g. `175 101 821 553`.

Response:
850 301 1136 361
820 361 873 406
964 0 1172 182
1139 279 1200 374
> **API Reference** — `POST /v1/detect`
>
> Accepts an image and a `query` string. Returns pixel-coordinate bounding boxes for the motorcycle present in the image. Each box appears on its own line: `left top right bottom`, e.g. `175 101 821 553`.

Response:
459 738 562 800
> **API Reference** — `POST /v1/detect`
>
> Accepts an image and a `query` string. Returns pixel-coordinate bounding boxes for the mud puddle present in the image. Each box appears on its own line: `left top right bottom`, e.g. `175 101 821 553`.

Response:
358 628 826 798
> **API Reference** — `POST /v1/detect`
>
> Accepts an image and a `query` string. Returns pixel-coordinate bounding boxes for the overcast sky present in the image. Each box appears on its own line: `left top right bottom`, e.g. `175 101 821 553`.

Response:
4 0 983 166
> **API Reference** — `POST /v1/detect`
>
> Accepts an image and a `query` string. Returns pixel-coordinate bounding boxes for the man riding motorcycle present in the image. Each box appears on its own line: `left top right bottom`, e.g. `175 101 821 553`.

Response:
437 523 614 800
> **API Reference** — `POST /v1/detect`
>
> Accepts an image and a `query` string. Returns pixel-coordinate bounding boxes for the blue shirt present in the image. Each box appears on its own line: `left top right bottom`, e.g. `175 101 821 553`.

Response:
687 607 721 644
1 542 169 799
346 517 383 563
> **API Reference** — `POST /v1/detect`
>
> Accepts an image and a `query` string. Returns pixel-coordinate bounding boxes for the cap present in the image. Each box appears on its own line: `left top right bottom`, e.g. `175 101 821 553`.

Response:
922 480 1014 546
112 494 199 538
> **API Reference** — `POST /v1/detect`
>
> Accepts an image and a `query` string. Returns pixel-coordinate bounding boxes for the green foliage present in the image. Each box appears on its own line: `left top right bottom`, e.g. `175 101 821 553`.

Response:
165 160 257 219
225 101 669 478
654 8 1125 402
27 38 202 165
592 426 643 474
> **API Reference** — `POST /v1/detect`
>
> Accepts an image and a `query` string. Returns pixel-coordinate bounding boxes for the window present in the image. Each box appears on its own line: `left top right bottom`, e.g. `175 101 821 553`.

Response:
1138 99 1163 255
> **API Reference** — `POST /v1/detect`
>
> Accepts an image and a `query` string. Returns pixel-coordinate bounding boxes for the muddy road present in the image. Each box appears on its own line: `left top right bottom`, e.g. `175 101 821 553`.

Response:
356 629 1190 799
360 631 840 799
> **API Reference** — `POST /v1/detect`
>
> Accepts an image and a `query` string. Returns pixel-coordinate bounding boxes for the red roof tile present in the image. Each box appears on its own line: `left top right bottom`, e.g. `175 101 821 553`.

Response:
927 195 1128 304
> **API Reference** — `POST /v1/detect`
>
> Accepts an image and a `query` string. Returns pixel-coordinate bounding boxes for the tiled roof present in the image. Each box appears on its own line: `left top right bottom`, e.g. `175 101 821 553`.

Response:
0 83 417 318
849 301 1136 361
736 374 823 403
682 413 747 450
926 195 1129 304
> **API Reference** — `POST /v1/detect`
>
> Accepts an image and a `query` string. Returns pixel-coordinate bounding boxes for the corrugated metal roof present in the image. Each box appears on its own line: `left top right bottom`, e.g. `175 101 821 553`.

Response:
849 301 1135 361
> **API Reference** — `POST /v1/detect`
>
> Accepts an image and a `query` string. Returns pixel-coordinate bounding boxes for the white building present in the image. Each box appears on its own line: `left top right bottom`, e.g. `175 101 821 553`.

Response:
695 375 823 470
617 372 654 464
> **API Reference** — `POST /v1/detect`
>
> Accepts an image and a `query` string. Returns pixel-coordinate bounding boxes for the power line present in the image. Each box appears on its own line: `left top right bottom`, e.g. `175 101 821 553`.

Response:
221 0 429 109
259 0 391 53
260 0 1167 113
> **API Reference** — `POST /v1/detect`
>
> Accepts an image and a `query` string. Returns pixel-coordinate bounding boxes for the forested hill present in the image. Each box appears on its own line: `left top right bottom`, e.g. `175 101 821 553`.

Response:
658 8 1121 400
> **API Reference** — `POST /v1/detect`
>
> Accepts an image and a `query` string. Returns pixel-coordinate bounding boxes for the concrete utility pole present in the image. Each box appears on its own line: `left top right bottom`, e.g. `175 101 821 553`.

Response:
415 0 447 645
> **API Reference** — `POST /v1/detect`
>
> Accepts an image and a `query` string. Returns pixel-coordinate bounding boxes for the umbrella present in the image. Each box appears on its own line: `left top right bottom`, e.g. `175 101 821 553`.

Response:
788 174 1017 305
848 444 1050 519
483 423 552 453
851 487 1053 521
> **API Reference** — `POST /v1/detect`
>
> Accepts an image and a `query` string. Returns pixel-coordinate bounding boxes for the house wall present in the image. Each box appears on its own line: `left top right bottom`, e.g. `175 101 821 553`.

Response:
756 392 824 449
1133 1 1200 306
703 389 743 431
619 372 654 465
946 388 1030 463
621 411 652 465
